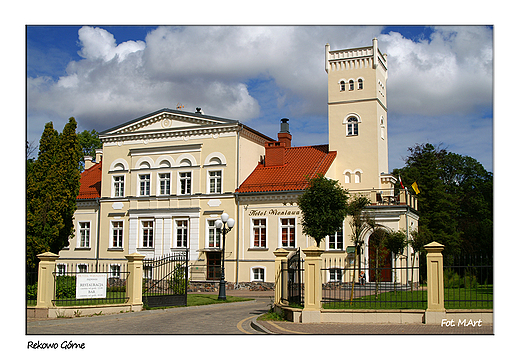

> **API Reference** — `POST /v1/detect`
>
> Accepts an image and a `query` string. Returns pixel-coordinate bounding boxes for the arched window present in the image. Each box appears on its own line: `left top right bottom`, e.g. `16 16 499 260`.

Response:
354 171 361 183
358 78 363 90
340 80 346 92
344 171 351 184
349 80 354 91
347 116 358 136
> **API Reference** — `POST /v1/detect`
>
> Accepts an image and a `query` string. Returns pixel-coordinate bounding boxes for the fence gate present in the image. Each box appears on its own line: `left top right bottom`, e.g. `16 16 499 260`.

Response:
284 248 304 306
142 250 189 308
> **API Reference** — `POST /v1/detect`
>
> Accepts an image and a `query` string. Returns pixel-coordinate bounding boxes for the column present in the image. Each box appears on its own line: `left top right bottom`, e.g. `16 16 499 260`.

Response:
273 248 290 305
425 241 446 324
125 253 146 311
36 252 60 309
302 246 324 323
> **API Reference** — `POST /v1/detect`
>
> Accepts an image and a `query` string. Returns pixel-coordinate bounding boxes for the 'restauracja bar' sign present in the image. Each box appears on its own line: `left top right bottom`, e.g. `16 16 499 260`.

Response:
76 273 107 299
248 209 301 217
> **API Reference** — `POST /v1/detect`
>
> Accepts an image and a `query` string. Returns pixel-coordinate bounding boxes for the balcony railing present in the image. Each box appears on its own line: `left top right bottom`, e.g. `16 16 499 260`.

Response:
351 188 418 211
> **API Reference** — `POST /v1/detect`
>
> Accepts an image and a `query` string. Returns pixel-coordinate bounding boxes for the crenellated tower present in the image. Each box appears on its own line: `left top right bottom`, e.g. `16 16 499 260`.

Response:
325 38 395 191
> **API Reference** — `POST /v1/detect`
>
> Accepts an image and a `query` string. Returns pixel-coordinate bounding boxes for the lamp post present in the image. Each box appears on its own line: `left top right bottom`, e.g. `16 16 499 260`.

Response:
215 212 235 300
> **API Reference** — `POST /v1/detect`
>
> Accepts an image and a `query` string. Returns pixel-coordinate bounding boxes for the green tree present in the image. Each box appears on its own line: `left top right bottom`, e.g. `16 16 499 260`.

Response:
26 118 82 271
298 174 349 247
346 195 373 304
408 226 431 291
78 129 102 170
385 229 406 293
394 143 492 256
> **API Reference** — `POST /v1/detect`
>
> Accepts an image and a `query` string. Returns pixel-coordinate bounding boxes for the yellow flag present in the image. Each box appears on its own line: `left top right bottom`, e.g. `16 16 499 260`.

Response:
412 181 420 194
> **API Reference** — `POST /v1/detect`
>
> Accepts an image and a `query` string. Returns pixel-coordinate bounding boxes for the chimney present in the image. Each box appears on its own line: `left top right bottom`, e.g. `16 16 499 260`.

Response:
278 118 292 148
264 118 292 167
95 149 103 163
84 156 94 170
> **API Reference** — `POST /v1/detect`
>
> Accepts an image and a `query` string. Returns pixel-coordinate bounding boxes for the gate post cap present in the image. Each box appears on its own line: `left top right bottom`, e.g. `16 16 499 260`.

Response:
125 253 146 261
273 248 291 257
36 252 60 261
424 241 445 253
302 246 324 257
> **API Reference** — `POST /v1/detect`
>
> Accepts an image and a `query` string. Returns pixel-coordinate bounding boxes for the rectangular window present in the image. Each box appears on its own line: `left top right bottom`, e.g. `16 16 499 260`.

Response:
56 264 66 276
209 170 222 194
329 269 342 282
328 227 343 250
110 264 121 278
139 174 151 196
176 220 189 248
252 219 267 248
179 172 191 195
79 222 90 248
159 173 171 195
143 266 152 280
208 220 221 248
142 220 154 248
112 221 123 248
113 176 124 197
281 218 296 248
252 268 265 282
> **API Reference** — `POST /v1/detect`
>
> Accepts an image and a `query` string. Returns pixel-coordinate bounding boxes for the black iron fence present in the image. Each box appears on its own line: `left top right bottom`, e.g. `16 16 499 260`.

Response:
142 250 189 308
52 262 129 306
444 253 493 309
26 270 38 306
321 257 426 309
281 248 304 307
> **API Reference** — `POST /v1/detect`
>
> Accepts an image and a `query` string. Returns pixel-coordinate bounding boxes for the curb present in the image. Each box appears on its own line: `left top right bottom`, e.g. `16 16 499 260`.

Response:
251 316 274 334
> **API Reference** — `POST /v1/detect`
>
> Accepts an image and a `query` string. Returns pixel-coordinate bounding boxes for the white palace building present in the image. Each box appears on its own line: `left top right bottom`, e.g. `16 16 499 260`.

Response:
57 39 419 288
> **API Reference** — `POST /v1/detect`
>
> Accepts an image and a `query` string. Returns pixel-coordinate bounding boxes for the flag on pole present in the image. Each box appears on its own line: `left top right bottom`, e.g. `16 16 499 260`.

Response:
399 175 405 189
412 181 420 194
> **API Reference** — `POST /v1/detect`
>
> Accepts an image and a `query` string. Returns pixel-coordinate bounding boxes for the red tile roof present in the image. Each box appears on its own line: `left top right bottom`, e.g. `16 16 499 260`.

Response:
77 161 102 199
236 145 336 194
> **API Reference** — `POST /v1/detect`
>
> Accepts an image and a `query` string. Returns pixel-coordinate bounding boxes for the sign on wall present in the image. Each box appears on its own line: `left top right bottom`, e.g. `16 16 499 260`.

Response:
76 273 107 299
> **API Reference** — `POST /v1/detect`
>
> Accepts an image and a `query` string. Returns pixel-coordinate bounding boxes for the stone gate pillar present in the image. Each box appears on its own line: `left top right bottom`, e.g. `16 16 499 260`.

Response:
302 246 324 323
125 253 146 311
424 241 446 324
36 252 60 309
274 248 290 305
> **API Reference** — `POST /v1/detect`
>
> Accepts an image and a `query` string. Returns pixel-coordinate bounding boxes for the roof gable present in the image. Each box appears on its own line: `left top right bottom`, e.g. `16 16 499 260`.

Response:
99 108 238 137
236 145 336 194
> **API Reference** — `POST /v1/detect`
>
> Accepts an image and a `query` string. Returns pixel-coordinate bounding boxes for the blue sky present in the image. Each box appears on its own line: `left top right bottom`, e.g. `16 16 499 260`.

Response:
26 25 493 172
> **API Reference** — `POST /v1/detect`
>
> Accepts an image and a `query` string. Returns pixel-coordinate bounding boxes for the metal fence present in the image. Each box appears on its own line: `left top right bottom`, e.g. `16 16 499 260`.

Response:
444 253 493 309
321 257 425 309
281 248 304 307
26 270 38 306
52 262 129 306
142 251 189 308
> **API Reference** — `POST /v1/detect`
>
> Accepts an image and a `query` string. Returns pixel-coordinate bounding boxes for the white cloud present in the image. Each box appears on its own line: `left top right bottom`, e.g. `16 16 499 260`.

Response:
27 25 493 170
380 26 492 117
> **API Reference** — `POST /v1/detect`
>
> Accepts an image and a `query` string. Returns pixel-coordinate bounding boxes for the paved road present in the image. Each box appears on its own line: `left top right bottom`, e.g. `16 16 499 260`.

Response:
27 299 271 335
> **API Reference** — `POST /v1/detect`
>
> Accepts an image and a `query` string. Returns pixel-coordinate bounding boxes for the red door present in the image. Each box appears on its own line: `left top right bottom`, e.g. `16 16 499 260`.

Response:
368 235 392 282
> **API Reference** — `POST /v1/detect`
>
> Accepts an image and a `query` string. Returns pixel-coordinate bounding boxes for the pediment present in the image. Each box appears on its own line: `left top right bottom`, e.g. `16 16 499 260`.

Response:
100 108 237 136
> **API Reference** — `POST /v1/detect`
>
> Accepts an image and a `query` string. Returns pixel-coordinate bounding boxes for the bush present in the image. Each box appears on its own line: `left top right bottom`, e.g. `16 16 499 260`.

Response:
27 283 38 300
444 269 478 289
168 265 188 294
55 276 76 299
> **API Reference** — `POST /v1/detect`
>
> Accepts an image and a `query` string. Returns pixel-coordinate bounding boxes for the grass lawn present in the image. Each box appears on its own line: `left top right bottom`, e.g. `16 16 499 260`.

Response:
322 286 493 310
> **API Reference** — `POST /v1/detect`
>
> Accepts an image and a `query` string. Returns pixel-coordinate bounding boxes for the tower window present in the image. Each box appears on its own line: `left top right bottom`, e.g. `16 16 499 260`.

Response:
358 78 363 90
349 80 354 91
340 81 346 92
347 116 358 136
